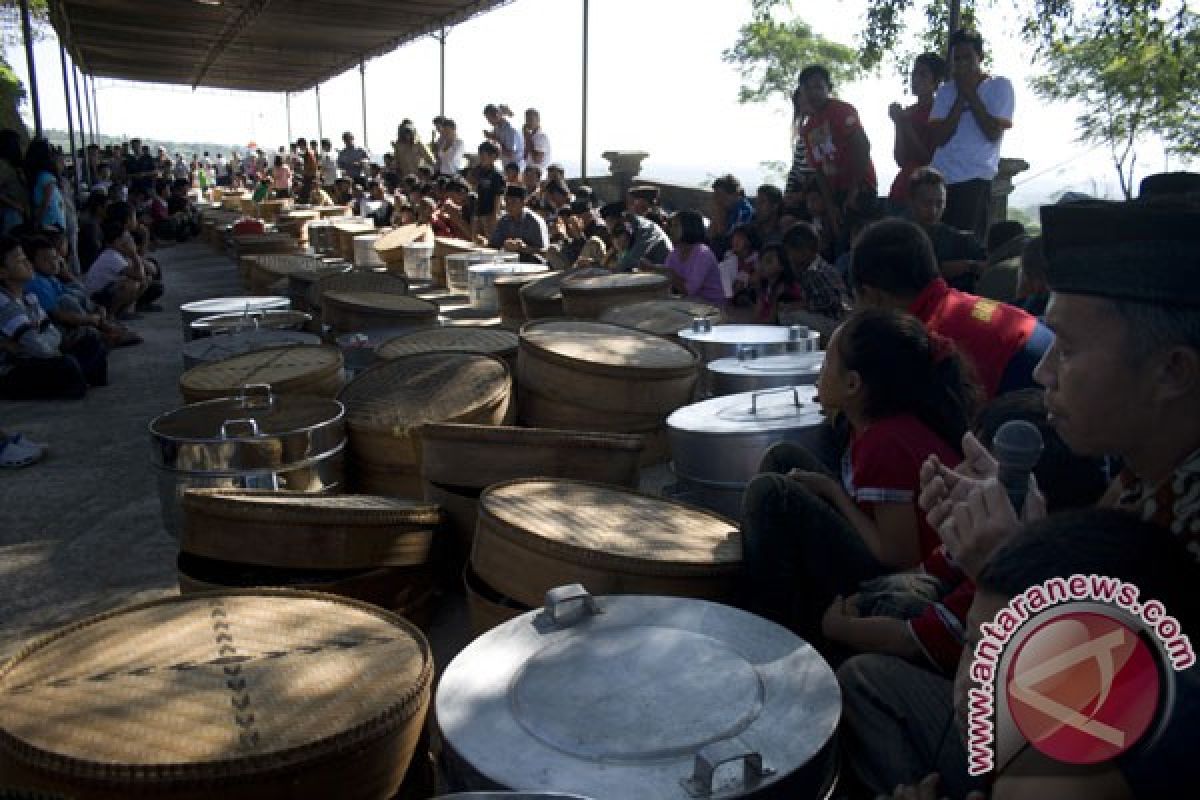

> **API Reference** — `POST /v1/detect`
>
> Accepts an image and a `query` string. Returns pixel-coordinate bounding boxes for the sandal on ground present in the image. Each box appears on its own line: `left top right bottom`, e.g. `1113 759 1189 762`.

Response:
0 436 44 468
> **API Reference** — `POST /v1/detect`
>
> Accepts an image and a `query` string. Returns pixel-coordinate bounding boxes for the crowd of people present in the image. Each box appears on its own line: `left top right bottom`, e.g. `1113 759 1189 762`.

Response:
2 25 1198 800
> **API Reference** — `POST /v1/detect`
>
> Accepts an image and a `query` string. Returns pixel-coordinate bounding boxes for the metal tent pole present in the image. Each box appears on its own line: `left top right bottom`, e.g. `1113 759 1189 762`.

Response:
19 0 43 137
58 44 79 195
581 0 589 179
359 61 368 151
439 28 446 117
71 65 89 183
285 92 292 144
315 85 324 145
89 74 100 140
82 70 96 148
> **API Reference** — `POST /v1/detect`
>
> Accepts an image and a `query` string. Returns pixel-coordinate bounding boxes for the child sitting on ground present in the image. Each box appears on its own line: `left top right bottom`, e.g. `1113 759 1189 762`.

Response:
84 221 152 320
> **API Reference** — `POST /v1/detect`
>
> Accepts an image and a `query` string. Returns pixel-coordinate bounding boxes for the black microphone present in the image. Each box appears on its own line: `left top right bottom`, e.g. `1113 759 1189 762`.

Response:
992 420 1044 516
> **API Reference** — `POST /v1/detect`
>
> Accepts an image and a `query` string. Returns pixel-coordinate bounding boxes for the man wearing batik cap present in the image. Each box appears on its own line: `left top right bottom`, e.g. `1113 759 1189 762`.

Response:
488 184 548 262
837 190 1200 799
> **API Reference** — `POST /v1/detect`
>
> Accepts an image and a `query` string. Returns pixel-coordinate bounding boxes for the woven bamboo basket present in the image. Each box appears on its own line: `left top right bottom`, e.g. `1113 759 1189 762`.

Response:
518 268 608 320
239 197 258 216
418 423 644 560
258 199 287 223
463 563 529 637
598 298 725 341
314 205 351 219
244 254 325 294
332 221 378 261
0 590 432 800
493 271 547 329
221 194 245 212
175 553 436 629
372 224 433 269
516 320 698 463
179 345 345 404
323 292 438 335
376 328 518 367
560 272 671 319
288 262 353 312
181 489 441 570
348 457 426 499
472 478 741 608
338 353 515 495
275 210 320 244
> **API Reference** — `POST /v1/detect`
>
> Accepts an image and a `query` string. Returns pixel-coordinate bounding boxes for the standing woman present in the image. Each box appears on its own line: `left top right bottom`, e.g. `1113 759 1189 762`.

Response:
25 138 66 233
887 53 945 211
0 129 28 235
661 210 725 306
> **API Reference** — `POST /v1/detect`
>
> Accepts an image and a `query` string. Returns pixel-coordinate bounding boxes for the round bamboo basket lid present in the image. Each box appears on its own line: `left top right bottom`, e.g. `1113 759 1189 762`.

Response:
599 299 724 338
518 268 609 319
181 489 441 570
0 590 432 800
338 353 513 468
179 345 344 404
519 320 697 377
472 479 741 607
246 253 323 280
323 292 436 317
561 271 669 296
376 328 518 362
315 270 410 302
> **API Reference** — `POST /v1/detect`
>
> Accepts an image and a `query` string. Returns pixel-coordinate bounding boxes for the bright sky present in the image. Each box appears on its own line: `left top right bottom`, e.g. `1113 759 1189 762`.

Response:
5 0 1191 209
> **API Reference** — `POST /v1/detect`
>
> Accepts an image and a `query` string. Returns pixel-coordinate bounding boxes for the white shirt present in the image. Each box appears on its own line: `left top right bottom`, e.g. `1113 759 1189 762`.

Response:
526 129 552 170
437 137 466 175
84 248 130 294
930 76 1015 184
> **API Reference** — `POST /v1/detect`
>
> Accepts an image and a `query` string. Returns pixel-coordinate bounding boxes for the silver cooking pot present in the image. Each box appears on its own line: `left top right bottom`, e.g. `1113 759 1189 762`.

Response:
149 385 345 539
667 386 827 519
676 321 819 364
706 351 825 397
180 296 291 341
438 585 840 799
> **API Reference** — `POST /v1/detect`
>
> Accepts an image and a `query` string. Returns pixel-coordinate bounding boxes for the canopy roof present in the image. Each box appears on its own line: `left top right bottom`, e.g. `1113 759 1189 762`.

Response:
49 0 510 93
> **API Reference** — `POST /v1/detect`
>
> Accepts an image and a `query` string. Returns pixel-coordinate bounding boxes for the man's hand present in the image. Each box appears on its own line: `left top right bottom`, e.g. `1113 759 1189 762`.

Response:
937 476 1047 580
821 594 861 640
919 432 998 520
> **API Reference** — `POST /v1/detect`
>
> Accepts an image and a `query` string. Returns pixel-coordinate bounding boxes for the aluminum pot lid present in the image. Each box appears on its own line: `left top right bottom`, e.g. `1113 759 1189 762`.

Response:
190 309 312 334
706 352 825 378
150 388 344 445
181 296 291 316
668 385 824 434
437 587 839 800
468 263 547 277
676 324 795 346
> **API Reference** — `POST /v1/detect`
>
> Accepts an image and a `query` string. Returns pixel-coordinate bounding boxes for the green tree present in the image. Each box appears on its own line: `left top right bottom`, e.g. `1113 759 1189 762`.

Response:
1031 12 1199 199
722 0 861 104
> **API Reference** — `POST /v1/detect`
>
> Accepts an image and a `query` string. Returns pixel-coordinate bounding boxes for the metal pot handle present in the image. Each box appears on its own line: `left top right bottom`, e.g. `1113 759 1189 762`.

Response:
543 584 602 626
680 739 775 798
749 386 801 414
220 418 261 439
691 316 713 333
239 383 274 409
736 344 757 362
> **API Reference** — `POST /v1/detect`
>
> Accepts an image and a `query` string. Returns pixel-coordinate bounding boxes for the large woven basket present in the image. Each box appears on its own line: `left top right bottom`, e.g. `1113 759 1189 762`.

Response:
323 292 438 334
179 345 345 404
181 489 441 570
418 423 644 560
244 254 325 295
520 269 614 320
0 590 432 800
516 320 698 462
598 299 724 340
338 353 514 493
493 272 548 329
560 272 670 319
377 328 518 365
288 262 353 312
332 221 378 261
472 478 741 608
463 563 529 637
175 553 436 629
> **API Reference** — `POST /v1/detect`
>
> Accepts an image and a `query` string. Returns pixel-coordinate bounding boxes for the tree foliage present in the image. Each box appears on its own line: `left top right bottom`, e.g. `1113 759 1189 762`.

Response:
722 0 861 104
1031 10 1199 198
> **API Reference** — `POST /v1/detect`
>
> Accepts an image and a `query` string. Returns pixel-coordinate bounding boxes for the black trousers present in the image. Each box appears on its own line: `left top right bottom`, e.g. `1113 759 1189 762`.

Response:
740 441 886 639
0 355 88 399
943 178 992 242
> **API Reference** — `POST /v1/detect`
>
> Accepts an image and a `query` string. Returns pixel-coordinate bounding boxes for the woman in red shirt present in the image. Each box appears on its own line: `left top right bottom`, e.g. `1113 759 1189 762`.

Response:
887 53 946 209
742 308 980 638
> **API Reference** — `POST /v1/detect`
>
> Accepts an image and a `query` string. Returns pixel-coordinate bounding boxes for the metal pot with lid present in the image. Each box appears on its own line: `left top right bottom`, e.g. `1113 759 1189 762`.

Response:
705 350 825 397
180 296 291 341
677 321 820 364
667 385 827 519
149 385 346 539
438 584 840 799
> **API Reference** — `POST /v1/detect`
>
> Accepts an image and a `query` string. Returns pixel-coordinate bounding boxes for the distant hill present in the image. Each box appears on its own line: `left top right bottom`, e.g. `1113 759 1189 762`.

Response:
44 128 262 159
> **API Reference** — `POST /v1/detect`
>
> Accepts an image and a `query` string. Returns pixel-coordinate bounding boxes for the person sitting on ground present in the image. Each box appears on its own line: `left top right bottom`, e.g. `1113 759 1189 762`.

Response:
0 426 44 468
627 185 669 230
660 210 725 306
708 174 755 259
76 190 108 273
974 219 1029 303
599 202 672 272
521 164 544 207
0 128 28 235
779 221 851 332
747 244 803 323
485 185 548 263
367 182 393 228
723 223 762 303
25 138 66 234
105 201 163 312
909 167 987 292
0 235 106 399
1013 234 1049 316
471 142 506 239
850 217 1050 399
438 178 476 241
741 307 979 642
166 179 200 240
503 161 521 186
24 234 139 348
551 201 607 270
888 52 945 212
751 184 787 246
84 221 154 320
542 179 572 217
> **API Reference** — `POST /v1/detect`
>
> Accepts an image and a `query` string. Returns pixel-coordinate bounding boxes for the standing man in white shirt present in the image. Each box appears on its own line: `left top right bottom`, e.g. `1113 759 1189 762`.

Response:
928 29 1014 242
483 104 524 169
522 109 552 172
432 117 466 176
319 139 338 188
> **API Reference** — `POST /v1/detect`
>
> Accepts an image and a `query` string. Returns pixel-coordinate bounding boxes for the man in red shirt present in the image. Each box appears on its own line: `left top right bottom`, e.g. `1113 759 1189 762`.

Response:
800 64 878 239
849 218 1051 398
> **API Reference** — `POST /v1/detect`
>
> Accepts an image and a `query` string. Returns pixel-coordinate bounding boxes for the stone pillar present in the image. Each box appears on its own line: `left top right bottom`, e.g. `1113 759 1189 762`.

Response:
991 157 1030 225
602 150 649 198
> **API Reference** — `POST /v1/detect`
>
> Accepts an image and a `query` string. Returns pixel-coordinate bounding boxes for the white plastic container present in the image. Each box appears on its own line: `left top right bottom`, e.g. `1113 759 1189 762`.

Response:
468 262 548 312
402 242 435 282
